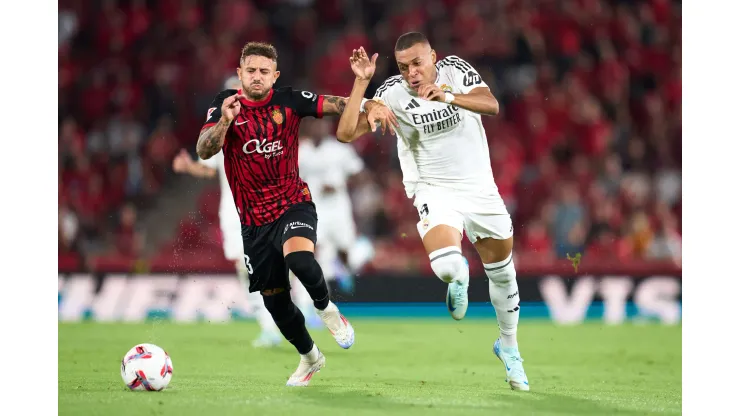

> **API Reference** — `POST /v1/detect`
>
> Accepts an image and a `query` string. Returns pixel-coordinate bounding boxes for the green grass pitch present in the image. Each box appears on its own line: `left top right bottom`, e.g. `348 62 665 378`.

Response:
59 319 681 415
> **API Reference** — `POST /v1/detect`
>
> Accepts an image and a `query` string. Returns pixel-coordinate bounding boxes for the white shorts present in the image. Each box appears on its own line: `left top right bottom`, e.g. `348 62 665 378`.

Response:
315 203 357 279
221 221 244 262
317 205 357 252
413 188 512 244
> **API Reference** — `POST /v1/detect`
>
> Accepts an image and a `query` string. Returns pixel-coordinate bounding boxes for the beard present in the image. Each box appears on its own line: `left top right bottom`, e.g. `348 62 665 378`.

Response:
244 84 269 101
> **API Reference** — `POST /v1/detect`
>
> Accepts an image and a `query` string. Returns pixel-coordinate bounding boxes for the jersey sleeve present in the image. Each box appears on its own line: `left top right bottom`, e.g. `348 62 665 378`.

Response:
372 76 403 103
288 88 324 119
201 90 236 131
396 135 420 199
440 56 489 94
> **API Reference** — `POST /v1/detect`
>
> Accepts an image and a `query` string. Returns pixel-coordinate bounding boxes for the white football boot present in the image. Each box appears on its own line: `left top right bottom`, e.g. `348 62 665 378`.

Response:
493 338 530 391
286 345 326 387
316 301 355 349
445 257 470 320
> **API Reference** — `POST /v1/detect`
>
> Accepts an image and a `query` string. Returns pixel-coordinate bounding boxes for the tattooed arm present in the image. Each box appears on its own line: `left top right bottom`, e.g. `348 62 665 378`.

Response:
196 118 231 160
321 95 348 116
196 92 242 159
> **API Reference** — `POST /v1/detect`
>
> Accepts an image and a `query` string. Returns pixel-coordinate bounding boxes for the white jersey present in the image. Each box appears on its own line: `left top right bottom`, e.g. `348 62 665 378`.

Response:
373 55 499 201
198 150 240 228
298 137 363 210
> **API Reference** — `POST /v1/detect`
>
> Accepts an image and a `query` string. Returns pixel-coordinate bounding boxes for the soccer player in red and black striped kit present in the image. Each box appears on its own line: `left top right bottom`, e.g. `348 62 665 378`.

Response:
197 42 389 387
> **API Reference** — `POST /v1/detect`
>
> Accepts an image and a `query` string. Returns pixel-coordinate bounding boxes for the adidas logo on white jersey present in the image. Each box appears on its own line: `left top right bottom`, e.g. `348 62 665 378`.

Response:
405 99 420 110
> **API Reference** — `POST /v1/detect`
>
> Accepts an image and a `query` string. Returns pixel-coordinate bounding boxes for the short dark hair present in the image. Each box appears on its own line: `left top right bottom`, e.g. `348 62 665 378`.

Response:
240 42 278 65
395 32 429 51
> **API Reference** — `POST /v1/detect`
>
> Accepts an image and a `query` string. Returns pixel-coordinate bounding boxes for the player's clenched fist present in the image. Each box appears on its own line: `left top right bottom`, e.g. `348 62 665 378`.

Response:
367 103 399 136
221 94 245 122
417 83 445 102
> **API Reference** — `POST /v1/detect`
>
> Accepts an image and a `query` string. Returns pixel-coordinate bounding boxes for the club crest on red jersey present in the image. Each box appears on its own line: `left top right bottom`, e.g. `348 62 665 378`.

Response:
206 107 216 121
271 109 284 125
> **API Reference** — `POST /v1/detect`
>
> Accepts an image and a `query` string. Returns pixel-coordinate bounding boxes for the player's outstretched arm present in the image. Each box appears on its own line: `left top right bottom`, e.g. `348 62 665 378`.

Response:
337 47 398 142
418 84 499 116
172 149 217 178
321 96 349 116
336 78 372 143
196 93 243 159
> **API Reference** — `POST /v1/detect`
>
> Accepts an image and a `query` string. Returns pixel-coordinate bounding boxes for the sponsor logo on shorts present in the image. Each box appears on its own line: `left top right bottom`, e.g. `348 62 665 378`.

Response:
284 221 314 234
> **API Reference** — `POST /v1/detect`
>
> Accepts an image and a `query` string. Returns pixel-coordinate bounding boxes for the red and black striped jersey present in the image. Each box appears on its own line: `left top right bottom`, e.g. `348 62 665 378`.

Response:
200 87 325 226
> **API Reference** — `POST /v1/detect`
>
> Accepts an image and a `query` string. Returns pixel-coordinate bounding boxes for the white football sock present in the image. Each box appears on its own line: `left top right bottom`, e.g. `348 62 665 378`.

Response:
302 343 320 361
429 247 468 284
484 252 519 349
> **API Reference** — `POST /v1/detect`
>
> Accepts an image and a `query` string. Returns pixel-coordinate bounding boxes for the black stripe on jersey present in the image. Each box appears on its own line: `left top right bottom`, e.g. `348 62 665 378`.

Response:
245 108 270 217
447 56 472 71
374 75 403 98
437 58 469 75
225 146 255 225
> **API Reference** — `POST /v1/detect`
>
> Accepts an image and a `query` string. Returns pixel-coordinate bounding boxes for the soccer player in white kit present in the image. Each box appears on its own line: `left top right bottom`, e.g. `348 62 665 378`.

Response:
298 118 367 291
335 34 530 391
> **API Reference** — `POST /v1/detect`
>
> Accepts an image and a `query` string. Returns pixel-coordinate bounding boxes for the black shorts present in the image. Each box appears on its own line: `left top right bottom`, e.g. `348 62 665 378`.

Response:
241 202 318 293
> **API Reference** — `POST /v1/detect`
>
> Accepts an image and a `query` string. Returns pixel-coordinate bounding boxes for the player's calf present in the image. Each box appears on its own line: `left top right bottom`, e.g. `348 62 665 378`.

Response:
284 250 330 310
284 250 355 348
483 251 520 348
261 289 315 354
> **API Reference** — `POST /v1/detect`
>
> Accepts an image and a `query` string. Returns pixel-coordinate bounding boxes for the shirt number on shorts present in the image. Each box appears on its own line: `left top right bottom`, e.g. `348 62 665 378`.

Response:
243 254 254 275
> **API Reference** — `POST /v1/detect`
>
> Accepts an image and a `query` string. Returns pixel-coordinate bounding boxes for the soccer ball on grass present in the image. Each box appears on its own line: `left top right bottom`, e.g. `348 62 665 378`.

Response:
120 343 173 391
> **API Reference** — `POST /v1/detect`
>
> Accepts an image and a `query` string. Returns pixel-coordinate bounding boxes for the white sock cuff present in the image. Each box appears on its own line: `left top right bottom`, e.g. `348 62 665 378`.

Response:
302 343 319 360
483 252 513 272
428 246 462 262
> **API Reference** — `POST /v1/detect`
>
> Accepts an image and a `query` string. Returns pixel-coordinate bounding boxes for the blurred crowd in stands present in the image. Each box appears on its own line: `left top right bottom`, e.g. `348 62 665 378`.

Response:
58 0 681 273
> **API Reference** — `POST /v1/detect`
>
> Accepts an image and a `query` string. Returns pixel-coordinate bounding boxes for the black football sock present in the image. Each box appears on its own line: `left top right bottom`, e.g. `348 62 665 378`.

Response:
284 251 330 310
262 291 314 354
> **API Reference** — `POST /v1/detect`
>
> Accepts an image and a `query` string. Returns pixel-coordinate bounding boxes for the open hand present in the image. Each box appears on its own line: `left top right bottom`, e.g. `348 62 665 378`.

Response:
350 46 378 81
172 149 194 173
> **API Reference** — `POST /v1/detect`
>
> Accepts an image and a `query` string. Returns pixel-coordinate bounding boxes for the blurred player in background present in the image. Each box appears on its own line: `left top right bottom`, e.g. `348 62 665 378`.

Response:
336 35 530 391
298 118 373 293
196 42 392 386
173 149 285 349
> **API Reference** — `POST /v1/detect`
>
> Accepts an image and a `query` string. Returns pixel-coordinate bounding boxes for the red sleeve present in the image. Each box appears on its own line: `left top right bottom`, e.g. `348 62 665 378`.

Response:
316 95 324 119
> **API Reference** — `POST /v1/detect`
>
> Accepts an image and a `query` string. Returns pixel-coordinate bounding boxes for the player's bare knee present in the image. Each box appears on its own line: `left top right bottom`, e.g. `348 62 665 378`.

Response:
283 236 315 256
429 247 465 283
421 225 462 254
474 236 513 264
